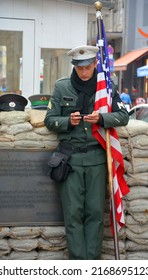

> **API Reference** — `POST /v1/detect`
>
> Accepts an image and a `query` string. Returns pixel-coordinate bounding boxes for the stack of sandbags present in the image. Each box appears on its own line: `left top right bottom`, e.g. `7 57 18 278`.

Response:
0 110 59 149
101 210 126 260
0 226 68 260
116 119 148 260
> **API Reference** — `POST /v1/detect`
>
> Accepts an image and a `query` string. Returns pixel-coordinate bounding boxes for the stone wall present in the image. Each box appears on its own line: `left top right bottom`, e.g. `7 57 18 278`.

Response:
0 109 148 260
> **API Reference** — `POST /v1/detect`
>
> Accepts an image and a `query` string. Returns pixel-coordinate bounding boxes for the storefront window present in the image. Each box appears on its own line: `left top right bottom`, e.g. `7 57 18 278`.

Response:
40 48 71 95
0 31 22 94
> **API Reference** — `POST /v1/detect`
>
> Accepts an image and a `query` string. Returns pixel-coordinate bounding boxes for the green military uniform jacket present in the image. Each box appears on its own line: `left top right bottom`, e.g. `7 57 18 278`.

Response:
44 77 129 166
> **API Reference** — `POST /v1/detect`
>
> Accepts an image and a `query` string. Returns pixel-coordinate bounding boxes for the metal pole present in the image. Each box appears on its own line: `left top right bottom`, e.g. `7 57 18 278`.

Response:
94 1 120 260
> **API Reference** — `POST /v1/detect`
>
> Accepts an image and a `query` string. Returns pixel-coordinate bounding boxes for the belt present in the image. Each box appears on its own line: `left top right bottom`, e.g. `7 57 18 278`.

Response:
59 143 99 154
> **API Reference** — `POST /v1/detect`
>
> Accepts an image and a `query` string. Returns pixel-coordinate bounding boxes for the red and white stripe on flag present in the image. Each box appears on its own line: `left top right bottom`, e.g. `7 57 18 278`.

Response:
92 68 129 233
92 29 130 233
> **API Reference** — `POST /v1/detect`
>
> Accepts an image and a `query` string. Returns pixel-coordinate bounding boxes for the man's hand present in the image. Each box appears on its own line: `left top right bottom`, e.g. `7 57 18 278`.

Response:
70 111 82 126
83 111 99 123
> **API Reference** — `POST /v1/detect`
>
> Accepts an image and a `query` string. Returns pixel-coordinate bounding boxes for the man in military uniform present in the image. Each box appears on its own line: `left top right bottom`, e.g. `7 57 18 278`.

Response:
44 45 129 260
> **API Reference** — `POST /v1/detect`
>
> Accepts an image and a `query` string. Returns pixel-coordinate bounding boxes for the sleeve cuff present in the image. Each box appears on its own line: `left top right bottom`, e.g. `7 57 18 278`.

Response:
98 113 104 126
67 118 75 130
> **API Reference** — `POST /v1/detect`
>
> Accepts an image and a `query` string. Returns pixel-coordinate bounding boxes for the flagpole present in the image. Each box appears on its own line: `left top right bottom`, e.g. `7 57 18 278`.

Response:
94 1 120 260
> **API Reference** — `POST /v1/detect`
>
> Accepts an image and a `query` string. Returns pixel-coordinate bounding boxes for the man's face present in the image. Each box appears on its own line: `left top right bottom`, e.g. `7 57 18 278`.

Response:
74 61 97 81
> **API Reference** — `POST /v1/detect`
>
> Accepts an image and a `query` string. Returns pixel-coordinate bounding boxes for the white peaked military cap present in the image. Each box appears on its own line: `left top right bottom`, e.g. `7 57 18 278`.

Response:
67 45 99 66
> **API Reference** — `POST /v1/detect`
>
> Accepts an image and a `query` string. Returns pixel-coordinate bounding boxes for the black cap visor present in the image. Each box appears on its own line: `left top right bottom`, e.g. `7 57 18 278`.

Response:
71 57 96 66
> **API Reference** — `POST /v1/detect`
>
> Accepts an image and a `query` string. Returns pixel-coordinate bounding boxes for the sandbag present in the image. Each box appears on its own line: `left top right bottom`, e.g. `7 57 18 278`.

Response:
126 199 148 212
0 122 32 135
126 212 148 225
126 186 148 200
9 227 40 239
126 251 148 260
126 158 148 173
131 134 148 149
28 109 47 127
0 111 29 125
126 213 148 225
38 250 66 260
116 119 148 138
38 237 67 251
125 173 148 186
126 228 148 241
9 238 38 252
40 226 66 238
126 240 148 251
6 250 38 260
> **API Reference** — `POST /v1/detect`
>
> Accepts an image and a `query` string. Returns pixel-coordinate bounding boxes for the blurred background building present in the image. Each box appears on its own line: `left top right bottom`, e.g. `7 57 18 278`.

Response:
0 0 148 104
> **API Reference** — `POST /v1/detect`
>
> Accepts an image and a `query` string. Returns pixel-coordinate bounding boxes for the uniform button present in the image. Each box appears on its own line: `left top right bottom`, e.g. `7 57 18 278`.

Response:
85 127 88 131
55 121 58 127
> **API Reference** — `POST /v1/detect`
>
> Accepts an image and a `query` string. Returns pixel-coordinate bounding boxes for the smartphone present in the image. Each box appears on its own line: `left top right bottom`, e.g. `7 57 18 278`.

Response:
70 114 88 119
76 114 88 117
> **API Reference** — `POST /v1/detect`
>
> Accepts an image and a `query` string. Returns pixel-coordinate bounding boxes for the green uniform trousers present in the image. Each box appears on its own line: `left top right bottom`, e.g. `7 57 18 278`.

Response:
59 163 107 260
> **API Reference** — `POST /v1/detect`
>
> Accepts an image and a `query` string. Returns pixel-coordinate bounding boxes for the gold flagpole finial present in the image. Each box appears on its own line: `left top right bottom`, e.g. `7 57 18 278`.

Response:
94 1 103 11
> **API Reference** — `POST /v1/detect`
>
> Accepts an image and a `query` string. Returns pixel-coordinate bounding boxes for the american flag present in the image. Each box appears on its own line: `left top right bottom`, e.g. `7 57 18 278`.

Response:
92 20 130 233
